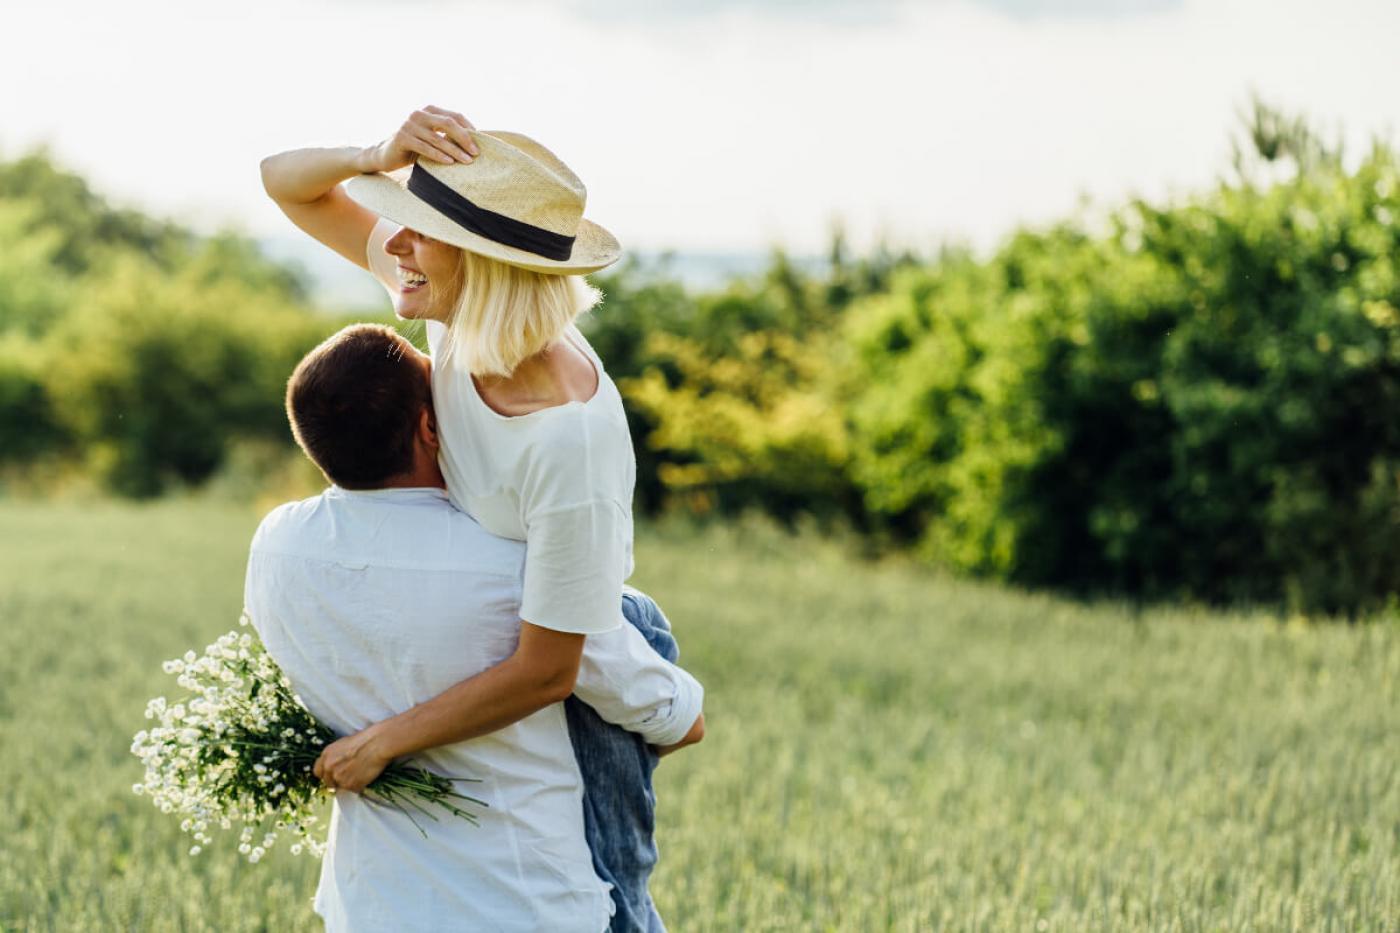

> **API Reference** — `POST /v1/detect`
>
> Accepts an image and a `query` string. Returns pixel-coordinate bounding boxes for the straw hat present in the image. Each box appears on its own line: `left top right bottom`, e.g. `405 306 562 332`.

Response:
345 130 621 275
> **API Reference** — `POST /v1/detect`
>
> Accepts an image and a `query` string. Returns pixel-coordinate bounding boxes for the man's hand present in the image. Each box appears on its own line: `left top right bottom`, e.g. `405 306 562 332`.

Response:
314 724 393 793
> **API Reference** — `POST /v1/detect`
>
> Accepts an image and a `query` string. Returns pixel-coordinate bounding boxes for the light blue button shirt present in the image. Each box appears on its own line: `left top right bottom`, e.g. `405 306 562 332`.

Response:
243 486 701 933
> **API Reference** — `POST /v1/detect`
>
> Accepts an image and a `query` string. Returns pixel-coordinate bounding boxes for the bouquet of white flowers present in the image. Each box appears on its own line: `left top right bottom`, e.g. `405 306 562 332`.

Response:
131 614 484 862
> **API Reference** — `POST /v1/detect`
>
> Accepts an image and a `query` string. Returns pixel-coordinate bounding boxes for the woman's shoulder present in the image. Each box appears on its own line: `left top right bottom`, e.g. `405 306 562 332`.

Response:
564 322 607 371
518 395 632 501
526 395 628 462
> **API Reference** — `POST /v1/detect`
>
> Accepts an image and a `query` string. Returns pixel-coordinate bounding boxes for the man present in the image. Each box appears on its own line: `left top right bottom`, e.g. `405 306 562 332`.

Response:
243 323 704 931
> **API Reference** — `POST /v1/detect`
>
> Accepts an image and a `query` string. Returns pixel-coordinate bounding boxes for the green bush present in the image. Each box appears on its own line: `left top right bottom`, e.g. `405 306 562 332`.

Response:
845 144 1400 613
0 148 190 277
6 118 1399 612
43 254 325 497
591 255 858 521
580 263 699 513
0 201 74 338
0 151 333 495
0 334 64 463
585 245 911 521
623 328 854 520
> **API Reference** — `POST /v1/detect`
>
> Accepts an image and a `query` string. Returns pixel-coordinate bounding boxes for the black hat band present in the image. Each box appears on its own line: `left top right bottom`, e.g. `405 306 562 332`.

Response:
407 164 576 262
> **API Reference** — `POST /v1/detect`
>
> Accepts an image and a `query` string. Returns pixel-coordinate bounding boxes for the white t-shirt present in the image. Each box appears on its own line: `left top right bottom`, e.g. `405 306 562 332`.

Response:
244 487 703 933
368 218 635 636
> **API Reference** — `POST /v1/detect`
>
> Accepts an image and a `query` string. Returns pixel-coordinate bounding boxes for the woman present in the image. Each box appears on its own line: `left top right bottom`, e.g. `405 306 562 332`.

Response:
260 105 702 931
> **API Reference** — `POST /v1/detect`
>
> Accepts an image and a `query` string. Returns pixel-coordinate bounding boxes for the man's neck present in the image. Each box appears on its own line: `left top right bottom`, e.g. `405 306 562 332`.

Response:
375 468 447 491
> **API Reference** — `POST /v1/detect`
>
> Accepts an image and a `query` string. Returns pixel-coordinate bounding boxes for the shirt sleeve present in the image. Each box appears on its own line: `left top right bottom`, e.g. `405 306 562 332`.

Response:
516 402 634 635
519 499 628 635
572 623 704 746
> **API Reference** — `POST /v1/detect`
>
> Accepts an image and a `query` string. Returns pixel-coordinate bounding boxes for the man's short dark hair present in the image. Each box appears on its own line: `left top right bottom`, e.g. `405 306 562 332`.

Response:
286 324 431 489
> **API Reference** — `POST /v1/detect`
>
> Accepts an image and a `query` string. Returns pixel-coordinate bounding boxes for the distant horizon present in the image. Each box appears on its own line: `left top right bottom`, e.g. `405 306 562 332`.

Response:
5 0 1400 256
258 231 840 311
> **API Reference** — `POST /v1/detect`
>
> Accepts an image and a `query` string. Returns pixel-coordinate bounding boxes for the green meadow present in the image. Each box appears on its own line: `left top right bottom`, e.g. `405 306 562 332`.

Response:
0 499 1396 931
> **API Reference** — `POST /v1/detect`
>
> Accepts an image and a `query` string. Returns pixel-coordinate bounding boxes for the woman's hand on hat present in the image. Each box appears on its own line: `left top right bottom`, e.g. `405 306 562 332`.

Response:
362 106 480 173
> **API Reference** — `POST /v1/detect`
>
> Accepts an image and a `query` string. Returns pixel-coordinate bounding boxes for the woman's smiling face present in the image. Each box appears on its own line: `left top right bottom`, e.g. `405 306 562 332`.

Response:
383 224 462 322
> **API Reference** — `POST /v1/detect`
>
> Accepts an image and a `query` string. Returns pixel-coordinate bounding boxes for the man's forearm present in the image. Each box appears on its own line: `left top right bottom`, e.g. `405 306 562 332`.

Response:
259 146 372 205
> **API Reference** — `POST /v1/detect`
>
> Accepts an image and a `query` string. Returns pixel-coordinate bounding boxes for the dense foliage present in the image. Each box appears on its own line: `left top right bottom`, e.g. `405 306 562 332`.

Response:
591 107 1400 613
3 103 1397 611
0 152 360 495
840 128 1400 613
583 239 913 520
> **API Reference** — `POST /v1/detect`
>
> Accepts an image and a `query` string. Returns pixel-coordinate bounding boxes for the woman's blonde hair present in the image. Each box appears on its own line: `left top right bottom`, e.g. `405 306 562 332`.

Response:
432 247 602 378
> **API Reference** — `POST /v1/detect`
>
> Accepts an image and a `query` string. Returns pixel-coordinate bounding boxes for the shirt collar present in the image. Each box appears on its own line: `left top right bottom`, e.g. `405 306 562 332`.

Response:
325 485 450 505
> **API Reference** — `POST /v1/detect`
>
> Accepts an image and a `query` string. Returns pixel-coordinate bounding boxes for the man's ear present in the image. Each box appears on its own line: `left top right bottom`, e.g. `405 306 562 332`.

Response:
418 405 439 451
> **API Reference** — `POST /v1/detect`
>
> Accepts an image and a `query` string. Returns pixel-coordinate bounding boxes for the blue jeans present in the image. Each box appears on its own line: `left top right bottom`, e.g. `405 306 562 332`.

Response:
565 585 681 933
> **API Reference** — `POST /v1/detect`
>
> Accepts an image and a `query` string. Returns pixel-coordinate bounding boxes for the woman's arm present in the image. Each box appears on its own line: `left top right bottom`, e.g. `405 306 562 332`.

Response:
259 105 478 269
571 613 703 745
314 622 584 792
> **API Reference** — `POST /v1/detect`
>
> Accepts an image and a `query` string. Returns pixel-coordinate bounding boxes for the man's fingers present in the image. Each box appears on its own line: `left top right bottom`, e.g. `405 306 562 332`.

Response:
314 756 336 790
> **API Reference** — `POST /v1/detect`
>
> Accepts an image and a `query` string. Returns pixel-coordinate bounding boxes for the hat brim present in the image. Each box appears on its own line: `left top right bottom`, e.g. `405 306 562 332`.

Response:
345 170 621 275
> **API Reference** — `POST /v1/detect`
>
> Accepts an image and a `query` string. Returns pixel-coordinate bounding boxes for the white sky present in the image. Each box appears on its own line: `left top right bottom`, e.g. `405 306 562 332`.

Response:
2 0 1398 256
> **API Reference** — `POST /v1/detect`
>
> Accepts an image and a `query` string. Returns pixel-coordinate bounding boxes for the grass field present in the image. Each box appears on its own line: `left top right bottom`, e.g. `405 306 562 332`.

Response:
0 499 1397 931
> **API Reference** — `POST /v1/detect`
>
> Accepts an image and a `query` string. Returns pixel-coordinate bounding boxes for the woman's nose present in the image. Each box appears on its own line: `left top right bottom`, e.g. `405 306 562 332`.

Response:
385 226 411 253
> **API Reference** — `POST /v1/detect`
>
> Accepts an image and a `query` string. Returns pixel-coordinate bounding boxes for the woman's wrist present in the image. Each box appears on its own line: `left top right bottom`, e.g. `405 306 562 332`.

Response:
352 142 385 175
261 145 377 204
